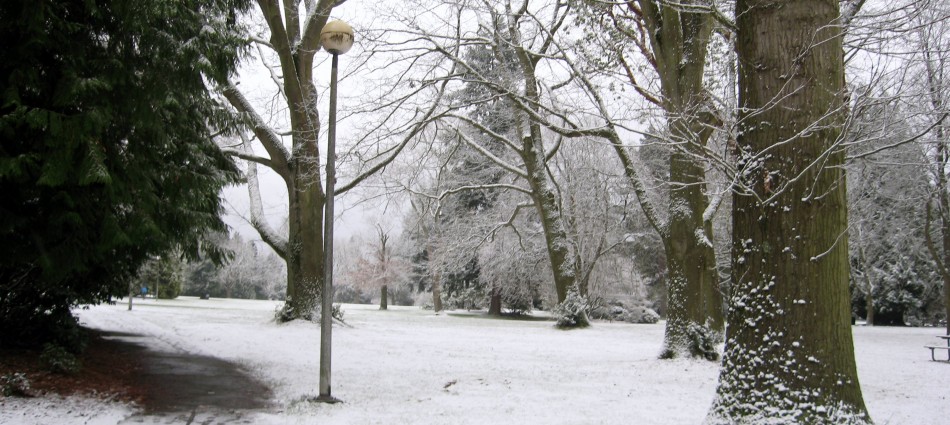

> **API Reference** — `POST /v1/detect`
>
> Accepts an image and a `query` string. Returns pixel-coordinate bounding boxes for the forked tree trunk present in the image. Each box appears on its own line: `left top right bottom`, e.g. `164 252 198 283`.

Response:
633 1 725 358
707 1 871 422
661 122 724 358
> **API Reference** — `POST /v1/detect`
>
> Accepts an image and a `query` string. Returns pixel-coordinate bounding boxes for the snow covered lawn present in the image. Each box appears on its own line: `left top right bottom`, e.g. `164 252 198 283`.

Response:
5 297 948 424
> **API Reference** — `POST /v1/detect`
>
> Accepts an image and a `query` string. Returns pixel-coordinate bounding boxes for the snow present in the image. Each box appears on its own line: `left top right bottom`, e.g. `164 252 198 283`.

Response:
0 394 133 425
3 297 948 424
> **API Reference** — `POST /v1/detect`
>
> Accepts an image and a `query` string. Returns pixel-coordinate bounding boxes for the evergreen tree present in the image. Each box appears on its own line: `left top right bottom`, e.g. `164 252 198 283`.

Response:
0 0 250 350
133 255 185 300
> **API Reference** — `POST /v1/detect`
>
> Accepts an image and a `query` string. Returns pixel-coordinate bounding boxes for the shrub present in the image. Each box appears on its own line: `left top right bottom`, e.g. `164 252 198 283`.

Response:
40 343 81 374
331 304 345 323
626 306 661 324
334 285 372 304
553 287 591 329
1 373 31 397
589 300 660 324
390 285 415 306
686 323 720 361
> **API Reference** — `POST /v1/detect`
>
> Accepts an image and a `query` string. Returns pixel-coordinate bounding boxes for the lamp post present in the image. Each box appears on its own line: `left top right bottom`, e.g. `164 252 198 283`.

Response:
316 19 353 404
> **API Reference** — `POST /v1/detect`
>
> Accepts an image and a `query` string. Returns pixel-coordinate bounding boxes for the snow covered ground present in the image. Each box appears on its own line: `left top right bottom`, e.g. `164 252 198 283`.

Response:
3 297 948 424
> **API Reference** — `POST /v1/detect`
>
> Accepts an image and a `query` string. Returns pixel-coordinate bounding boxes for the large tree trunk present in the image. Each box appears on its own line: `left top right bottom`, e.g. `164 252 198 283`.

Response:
707 0 871 422
633 1 725 357
380 285 388 310
283 169 325 320
939 137 950 336
431 268 443 313
661 121 724 358
488 286 502 316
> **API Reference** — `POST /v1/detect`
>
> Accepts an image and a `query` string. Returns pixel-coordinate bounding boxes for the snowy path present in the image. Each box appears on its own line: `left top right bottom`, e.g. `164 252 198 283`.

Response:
4 297 948 424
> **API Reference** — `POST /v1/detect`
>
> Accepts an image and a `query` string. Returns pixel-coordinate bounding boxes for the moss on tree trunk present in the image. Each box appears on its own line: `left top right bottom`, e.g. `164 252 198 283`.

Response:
708 0 871 422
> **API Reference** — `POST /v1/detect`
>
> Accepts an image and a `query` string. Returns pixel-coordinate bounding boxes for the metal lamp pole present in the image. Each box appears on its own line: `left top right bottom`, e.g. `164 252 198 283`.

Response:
316 20 353 404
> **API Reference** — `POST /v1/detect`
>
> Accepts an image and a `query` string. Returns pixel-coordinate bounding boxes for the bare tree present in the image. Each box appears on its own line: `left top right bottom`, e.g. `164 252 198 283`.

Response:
909 1 950 335
394 1 590 326
220 1 451 321
579 0 733 358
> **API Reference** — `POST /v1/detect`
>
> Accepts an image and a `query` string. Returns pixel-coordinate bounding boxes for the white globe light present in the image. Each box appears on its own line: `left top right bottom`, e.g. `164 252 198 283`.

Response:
320 20 354 55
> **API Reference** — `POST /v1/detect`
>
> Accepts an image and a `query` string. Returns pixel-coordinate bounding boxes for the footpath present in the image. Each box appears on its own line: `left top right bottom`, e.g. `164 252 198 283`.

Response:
105 332 273 425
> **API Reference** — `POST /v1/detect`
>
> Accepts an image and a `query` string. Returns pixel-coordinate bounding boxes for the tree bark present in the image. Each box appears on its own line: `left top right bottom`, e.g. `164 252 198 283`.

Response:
937 134 950 335
661 119 724 357
380 285 388 310
510 12 579 305
628 1 725 357
488 286 502 316
708 0 871 422
222 0 333 322
431 266 443 313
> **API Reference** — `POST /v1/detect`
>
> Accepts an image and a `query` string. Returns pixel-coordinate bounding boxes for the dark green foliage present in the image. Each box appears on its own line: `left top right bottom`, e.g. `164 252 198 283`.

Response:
133 255 185 299
40 343 81 374
333 285 372 304
441 258 486 309
1 373 31 397
686 323 720 361
0 0 251 349
851 254 939 326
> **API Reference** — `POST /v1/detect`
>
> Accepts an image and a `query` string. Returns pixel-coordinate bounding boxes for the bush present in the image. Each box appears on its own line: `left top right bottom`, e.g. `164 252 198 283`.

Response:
686 323 720 361
331 304 345 323
0 302 86 353
1 373 31 397
589 300 660 324
334 285 372 304
414 291 441 310
553 287 591 329
627 306 661 324
158 278 182 299
40 343 81 374
445 287 486 311
390 285 415 306
501 286 535 315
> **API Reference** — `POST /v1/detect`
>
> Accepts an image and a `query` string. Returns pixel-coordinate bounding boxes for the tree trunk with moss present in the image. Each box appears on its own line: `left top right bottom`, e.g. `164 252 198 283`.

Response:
707 0 871 422
623 0 725 357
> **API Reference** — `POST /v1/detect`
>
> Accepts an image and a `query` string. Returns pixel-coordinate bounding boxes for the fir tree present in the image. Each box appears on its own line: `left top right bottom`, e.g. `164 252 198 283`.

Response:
0 0 251 350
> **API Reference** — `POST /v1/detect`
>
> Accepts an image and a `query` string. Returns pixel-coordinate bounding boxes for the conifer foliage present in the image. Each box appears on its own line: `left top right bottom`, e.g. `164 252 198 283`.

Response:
0 0 251 350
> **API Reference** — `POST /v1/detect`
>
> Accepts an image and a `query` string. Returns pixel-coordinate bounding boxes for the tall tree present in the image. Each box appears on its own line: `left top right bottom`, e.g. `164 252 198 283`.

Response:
223 0 449 321
402 1 588 323
584 0 729 358
0 0 250 350
911 1 950 335
707 0 871 422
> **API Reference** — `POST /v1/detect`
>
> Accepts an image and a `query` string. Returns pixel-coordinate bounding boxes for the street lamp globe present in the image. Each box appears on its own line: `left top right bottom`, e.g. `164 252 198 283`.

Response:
320 20 354 55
